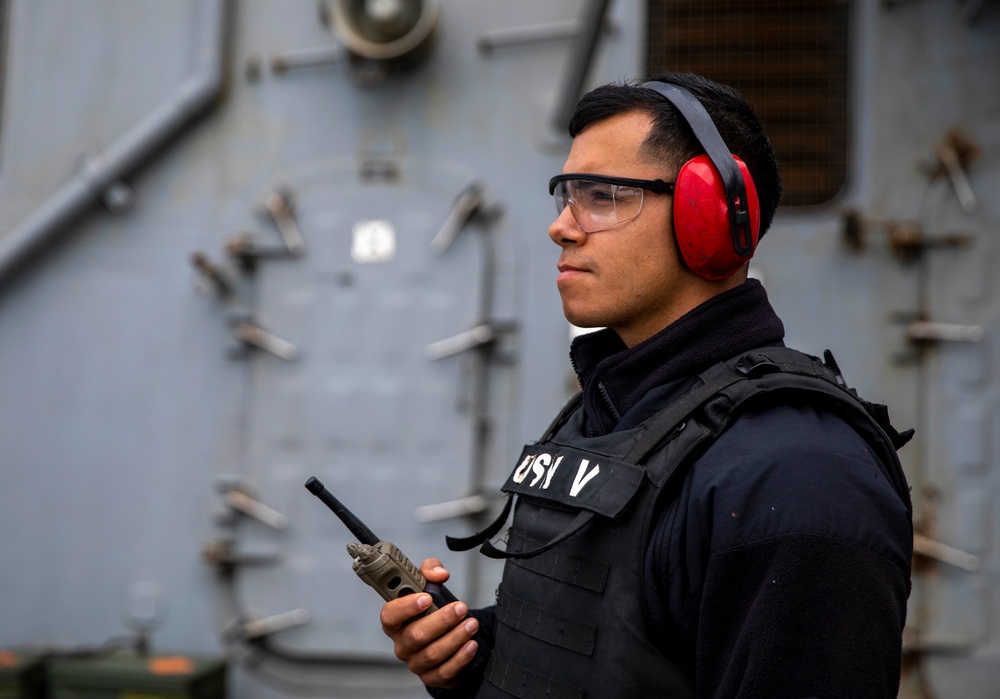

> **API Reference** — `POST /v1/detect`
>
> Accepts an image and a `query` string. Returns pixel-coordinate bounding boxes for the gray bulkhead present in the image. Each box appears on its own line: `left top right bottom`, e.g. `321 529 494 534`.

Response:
0 1 997 697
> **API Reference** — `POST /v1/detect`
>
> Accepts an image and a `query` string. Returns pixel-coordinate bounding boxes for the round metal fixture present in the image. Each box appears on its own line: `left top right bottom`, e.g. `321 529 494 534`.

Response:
329 0 439 61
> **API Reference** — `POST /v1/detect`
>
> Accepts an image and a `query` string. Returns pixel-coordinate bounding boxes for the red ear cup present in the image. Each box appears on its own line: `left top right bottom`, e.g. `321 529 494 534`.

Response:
673 154 760 281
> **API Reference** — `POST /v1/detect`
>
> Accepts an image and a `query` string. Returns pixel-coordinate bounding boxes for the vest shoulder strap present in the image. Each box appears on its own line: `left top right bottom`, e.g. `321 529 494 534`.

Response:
538 391 583 443
628 347 912 512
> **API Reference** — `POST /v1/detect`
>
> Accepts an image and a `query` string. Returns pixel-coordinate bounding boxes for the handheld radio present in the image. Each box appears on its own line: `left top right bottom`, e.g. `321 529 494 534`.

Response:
304 477 457 613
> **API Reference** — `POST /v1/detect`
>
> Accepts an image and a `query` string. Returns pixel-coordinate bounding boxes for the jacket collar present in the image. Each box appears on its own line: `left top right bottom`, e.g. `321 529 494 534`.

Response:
569 279 785 436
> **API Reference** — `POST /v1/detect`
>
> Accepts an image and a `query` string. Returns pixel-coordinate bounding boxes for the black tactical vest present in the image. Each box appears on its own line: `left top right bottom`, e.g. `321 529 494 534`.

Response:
449 348 913 699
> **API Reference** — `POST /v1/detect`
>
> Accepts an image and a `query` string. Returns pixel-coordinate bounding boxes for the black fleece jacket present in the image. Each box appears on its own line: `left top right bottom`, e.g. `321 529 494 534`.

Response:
435 280 912 698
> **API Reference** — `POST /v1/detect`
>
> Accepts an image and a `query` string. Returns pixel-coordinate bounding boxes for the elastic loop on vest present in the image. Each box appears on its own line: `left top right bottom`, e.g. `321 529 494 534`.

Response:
481 509 595 560
445 495 513 552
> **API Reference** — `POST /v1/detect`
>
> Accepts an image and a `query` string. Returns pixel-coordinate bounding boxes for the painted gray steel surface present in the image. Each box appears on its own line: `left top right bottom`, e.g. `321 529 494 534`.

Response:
0 1 997 697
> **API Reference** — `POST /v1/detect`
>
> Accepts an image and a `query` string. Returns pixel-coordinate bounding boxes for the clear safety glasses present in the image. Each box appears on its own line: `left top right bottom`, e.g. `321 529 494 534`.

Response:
548 173 675 233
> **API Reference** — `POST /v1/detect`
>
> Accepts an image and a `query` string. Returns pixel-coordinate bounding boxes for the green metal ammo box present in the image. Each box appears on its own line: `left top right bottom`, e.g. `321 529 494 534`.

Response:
0 651 46 699
47 653 225 699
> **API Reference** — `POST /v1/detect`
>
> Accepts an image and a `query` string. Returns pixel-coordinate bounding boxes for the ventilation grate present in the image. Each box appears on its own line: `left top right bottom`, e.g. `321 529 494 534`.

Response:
647 0 851 207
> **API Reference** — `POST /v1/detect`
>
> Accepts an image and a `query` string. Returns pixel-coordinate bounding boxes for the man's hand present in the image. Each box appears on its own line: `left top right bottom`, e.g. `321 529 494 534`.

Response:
380 558 480 689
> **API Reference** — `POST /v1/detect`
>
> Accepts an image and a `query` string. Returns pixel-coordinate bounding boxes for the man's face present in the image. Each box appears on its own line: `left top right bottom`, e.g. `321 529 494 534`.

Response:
549 110 690 347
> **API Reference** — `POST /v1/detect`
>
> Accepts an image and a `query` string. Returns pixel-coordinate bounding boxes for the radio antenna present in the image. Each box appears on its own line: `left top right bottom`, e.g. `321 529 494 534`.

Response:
305 477 379 545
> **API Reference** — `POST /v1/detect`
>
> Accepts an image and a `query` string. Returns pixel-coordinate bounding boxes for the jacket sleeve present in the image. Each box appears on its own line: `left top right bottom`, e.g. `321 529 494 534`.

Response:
649 401 912 699
687 535 909 698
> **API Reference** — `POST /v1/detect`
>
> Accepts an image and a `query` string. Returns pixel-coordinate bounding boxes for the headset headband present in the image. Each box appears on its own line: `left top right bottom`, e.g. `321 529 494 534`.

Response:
640 81 754 256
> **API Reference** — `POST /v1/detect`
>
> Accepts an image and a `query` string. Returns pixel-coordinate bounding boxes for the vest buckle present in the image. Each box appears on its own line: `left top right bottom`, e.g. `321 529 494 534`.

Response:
734 352 781 378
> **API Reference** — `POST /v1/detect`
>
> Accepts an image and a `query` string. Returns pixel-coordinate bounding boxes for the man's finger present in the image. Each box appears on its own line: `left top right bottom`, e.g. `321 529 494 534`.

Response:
380 592 434 631
420 558 450 584
404 606 480 679
419 638 479 688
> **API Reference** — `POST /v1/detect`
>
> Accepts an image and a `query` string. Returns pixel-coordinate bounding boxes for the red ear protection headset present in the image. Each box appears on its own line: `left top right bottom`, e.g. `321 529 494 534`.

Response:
641 81 761 280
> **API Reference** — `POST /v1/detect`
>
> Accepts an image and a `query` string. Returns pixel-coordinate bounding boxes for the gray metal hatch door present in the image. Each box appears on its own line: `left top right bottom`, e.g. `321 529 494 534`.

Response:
216 154 503 658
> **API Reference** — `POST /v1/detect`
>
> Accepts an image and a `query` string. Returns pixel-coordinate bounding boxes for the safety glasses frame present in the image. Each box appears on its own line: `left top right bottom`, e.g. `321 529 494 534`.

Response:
548 173 675 233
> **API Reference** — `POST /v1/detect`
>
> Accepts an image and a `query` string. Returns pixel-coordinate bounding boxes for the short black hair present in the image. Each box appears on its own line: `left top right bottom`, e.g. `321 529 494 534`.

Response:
568 72 782 238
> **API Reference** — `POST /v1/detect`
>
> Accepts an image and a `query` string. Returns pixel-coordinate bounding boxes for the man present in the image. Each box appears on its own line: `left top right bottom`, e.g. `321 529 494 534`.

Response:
380 72 913 698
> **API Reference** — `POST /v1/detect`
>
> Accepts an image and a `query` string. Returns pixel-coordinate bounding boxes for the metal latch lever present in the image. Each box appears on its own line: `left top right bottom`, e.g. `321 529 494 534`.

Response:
913 533 980 572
